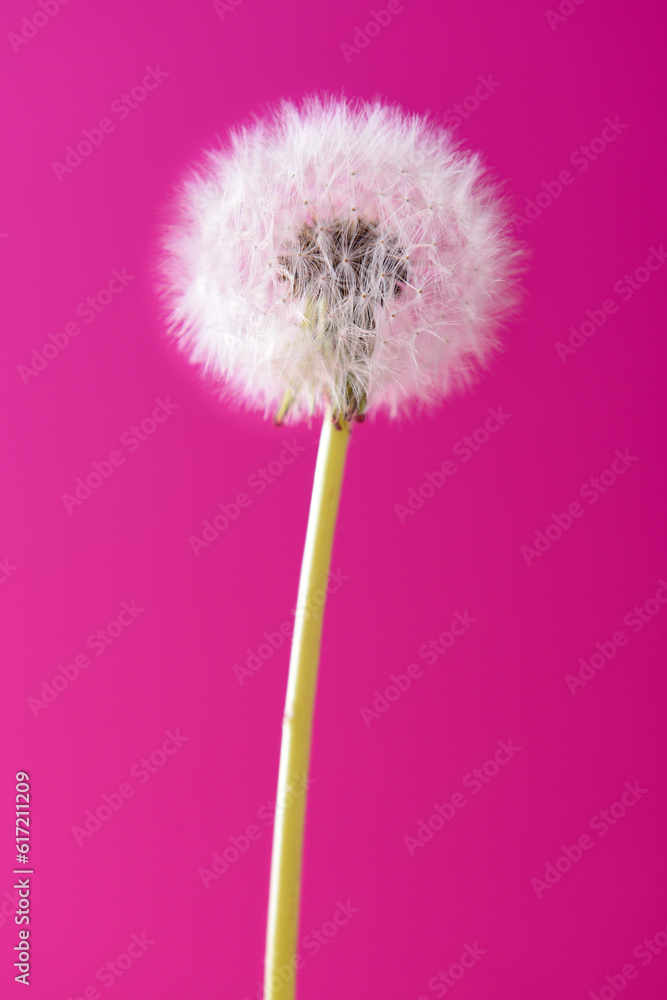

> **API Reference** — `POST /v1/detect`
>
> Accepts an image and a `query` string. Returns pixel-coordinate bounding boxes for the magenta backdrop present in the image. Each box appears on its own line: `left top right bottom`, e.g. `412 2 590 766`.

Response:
2 0 666 997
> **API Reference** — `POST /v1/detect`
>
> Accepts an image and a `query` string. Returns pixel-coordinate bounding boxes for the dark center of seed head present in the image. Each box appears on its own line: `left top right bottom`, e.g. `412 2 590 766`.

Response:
277 217 408 424
278 217 408 309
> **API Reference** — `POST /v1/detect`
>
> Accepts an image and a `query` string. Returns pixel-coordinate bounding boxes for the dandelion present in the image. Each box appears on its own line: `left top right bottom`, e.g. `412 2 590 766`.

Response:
161 95 520 425
159 94 521 1000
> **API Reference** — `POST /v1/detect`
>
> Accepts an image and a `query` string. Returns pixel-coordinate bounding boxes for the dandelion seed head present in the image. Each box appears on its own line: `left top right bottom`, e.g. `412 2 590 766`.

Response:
159 94 522 423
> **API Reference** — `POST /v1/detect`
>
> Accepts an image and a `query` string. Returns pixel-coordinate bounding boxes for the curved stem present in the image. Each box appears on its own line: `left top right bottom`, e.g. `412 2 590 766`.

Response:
263 407 351 1000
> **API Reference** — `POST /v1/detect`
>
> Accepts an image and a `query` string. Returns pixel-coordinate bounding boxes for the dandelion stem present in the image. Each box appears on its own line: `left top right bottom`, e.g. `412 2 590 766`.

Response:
263 407 351 1000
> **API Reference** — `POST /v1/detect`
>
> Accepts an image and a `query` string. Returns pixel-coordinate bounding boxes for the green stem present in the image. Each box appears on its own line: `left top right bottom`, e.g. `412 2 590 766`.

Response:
263 407 351 1000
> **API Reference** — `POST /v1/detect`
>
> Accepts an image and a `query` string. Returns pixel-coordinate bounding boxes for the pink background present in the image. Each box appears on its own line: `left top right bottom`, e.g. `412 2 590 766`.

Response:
2 0 666 996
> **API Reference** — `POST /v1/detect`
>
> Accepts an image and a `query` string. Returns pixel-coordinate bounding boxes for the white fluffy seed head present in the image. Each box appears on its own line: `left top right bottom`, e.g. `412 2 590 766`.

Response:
159 94 522 423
